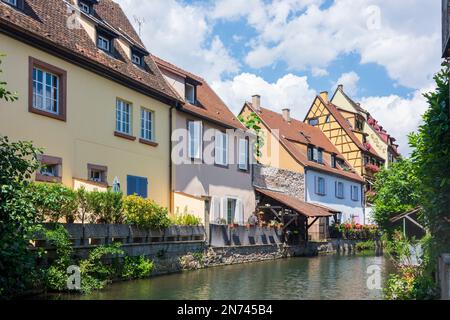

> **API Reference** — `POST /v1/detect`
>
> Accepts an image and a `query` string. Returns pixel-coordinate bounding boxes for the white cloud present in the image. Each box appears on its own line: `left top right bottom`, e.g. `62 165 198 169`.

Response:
335 71 360 96
360 86 433 156
211 73 317 120
115 0 238 82
227 0 440 89
311 67 329 77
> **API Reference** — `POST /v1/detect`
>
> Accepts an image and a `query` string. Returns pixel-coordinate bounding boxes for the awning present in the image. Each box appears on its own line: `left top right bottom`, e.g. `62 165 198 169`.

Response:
256 188 336 218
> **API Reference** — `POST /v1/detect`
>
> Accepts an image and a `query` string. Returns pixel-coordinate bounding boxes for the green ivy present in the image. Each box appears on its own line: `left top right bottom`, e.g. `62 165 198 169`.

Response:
238 112 265 158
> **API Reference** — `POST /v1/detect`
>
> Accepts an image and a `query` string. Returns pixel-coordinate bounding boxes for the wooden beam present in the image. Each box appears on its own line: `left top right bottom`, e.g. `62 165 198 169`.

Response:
307 217 320 230
405 215 426 231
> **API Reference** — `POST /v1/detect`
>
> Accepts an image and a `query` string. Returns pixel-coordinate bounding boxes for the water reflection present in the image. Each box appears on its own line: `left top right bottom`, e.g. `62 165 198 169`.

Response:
53 254 393 300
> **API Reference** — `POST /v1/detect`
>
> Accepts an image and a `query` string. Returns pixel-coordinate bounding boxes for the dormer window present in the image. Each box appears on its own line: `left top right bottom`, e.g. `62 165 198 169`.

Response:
97 35 110 52
331 154 336 168
2 0 23 8
79 1 91 14
132 54 141 65
185 83 196 104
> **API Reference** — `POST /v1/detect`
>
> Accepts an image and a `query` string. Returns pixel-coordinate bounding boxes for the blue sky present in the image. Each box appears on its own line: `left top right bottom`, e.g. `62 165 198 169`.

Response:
117 0 442 154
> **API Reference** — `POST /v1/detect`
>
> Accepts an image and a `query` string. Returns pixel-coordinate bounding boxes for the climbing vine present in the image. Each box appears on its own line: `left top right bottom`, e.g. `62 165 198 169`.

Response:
238 112 265 158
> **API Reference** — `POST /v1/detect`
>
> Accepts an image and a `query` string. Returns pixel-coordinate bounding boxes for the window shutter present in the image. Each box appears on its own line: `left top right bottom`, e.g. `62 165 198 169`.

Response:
127 175 136 196
236 199 244 224
223 134 229 165
138 177 148 198
313 148 318 161
221 197 228 222
335 181 338 197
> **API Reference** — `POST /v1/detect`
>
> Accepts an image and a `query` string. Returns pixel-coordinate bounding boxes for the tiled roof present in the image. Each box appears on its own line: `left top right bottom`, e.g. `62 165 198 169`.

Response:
246 102 364 183
153 56 245 130
0 0 179 103
256 188 336 217
315 96 383 160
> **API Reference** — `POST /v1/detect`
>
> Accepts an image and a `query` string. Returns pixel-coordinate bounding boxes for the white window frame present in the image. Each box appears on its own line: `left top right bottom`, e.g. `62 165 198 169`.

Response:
185 83 195 104
335 181 344 199
238 138 249 171
132 54 141 65
97 34 110 52
315 177 326 196
312 147 318 162
79 1 90 14
188 121 202 160
32 67 59 114
215 131 228 166
140 108 154 141
351 185 359 201
116 99 132 135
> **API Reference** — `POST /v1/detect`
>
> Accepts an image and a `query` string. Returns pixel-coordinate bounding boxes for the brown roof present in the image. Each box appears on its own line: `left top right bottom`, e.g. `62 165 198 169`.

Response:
256 188 336 217
154 56 245 130
246 102 364 183
0 0 179 103
315 96 383 160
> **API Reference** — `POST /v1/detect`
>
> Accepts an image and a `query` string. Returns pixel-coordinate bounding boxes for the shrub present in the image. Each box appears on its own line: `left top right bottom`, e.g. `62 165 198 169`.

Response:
86 190 123 224
170 213 202 226
30 183 78 223
355 240 375 252
123 195 170 230
121 255 154 280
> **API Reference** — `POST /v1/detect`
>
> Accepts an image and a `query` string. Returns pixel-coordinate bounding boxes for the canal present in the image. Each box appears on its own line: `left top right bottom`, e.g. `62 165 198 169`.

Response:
54 254 393 300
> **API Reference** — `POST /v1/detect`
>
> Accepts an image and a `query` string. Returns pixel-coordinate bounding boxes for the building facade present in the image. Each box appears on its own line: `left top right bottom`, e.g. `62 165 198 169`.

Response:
154 57 255 225
0 0 180 207
239 96 365 238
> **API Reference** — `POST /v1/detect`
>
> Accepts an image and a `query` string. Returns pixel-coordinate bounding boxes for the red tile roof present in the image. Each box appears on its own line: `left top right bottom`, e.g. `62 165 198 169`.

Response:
256 188 336 217
0 0 179 103
246 102 364 183
153 56 245 130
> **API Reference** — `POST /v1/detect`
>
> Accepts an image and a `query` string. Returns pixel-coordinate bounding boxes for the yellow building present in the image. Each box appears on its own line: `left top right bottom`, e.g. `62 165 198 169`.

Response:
330 85 401 168
0 0 181 208
304 92 385 189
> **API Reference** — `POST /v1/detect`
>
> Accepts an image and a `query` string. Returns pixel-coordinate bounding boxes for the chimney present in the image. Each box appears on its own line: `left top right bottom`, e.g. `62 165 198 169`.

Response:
252 94 261 112
338 84 344 91
320 91 329 102
282 108 291 122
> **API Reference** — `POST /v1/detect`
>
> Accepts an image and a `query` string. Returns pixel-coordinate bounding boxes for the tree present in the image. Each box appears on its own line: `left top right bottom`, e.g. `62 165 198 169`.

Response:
372 159 421 234
0 54 17 102
0 54 43 298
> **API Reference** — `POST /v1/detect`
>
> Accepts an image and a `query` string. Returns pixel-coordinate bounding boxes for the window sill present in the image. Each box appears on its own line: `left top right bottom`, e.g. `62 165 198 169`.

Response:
238 167 250 173
29 107 66 122
36 174 62 183
214 163 229 169
114 131 136 141
139 138 158 147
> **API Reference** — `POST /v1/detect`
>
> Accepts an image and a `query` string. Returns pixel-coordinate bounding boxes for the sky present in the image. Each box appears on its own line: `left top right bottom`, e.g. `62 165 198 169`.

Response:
116 0 442 155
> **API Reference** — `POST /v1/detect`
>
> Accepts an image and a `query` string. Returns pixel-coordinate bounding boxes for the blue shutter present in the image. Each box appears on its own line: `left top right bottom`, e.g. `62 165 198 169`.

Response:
127 175 148 198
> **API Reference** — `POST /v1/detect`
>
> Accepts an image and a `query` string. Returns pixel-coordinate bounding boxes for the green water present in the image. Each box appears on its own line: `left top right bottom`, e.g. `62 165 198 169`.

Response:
52 254 393 300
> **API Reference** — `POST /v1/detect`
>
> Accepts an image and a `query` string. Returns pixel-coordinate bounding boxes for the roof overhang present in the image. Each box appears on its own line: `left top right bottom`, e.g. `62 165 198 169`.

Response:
256 188 336 218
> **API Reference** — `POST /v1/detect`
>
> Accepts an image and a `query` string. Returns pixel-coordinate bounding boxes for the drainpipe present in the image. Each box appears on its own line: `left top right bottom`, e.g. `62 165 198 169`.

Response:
169 103 176 214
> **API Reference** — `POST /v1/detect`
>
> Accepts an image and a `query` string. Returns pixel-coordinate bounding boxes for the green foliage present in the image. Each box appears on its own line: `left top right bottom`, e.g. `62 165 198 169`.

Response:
409 63 450 266
121 255 154 280
384 266 438 300
355 240 375 252
79 242 124 294
86 190 123 224
238 112 265 158
0 55 18 102
30 183 78 223
170 213 202 226
372 159 421 234
0 135 43 298
123 195 170 230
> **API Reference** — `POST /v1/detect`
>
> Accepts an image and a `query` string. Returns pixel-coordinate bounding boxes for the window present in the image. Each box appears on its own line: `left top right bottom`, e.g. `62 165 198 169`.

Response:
325 115 331 123
335 181 344 199
140 108 154 141
308 118 319 126
36 155 62 183
315 177 326 196
127 175 148 198
88 164 107 184
116 99 132 135
351 185 359 201
3 0 17 6
317 149 323 164
29 57 66 121
185 83 195 104
97 34 110 52
132 54 141 66
188 121 202 159
307 146 313 161
224 197 243 224
32 67 59 114
79 1 91 14
331 154 336 168
312 147 318 162
215 131 228 166
238 138 249 171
